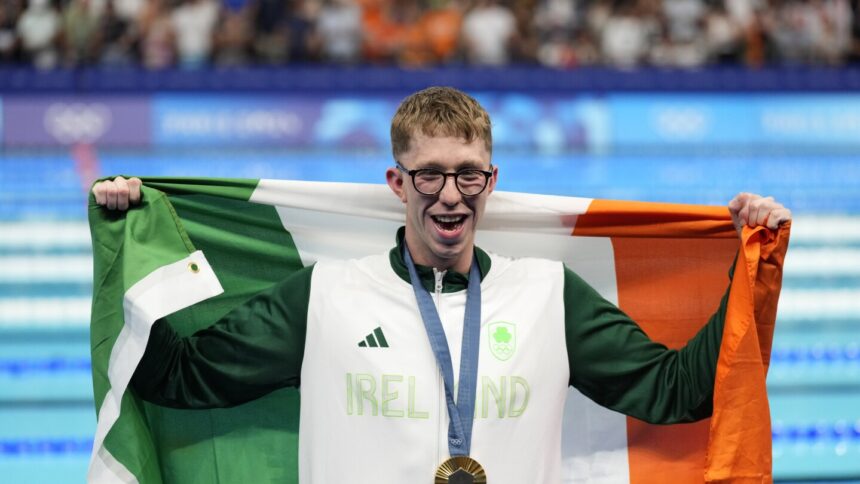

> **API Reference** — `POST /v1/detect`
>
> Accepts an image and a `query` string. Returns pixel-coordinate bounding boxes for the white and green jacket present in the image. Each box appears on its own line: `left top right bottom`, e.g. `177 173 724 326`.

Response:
134 227 728 484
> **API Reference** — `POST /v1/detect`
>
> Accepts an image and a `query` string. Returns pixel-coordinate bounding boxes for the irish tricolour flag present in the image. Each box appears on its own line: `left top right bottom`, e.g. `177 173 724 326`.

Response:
88 178 788 483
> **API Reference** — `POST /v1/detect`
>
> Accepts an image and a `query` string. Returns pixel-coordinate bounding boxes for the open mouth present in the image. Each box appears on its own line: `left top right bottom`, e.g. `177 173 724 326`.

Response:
431 214 467 233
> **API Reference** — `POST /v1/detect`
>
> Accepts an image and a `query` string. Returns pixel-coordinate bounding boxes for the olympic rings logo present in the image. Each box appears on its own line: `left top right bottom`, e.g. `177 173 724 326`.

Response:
653 107 709 140
43 103 112 144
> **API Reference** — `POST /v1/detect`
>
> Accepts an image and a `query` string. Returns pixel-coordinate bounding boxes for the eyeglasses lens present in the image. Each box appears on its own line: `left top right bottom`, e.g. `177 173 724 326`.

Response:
413 170 486 196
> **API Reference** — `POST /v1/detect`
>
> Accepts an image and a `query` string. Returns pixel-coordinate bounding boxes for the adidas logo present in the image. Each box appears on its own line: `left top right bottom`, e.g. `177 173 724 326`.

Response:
358 326 389 348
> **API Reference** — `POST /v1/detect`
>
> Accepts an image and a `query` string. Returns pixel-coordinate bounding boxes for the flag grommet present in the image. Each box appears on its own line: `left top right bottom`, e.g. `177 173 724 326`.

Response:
188 262 200 273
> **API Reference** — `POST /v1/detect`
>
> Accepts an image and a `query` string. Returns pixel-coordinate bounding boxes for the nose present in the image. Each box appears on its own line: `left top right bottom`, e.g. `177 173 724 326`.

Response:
437 175 462 206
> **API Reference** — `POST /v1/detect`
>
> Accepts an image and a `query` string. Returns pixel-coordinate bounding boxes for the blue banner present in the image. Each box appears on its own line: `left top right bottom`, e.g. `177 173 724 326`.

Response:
0 92 855 150
152 95 394 148
608 94 860 147
150 93 608 151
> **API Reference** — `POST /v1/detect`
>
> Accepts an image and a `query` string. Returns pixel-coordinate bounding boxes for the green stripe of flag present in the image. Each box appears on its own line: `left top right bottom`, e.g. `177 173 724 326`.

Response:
91 177 304 484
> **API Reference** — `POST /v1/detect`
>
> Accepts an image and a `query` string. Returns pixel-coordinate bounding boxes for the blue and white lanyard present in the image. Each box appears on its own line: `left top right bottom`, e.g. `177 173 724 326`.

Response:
403 244 481 457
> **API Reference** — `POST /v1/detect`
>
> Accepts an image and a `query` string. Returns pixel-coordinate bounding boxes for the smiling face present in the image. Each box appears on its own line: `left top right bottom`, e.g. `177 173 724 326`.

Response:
386 132 497 273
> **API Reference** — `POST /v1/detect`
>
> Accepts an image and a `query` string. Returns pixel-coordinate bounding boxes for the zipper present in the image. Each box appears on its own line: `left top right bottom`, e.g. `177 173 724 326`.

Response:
432 267 445 464
433 268 445 303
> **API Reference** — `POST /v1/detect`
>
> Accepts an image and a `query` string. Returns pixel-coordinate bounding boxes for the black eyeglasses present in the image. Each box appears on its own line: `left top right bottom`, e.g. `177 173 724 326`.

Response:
396 161 493 196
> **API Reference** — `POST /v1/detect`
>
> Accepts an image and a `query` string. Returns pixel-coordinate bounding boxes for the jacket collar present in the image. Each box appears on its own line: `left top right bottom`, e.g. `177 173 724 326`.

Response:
388 227 491 293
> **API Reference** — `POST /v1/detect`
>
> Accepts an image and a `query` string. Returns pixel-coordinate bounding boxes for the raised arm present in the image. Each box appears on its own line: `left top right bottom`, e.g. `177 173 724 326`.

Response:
565 193 790 424
564 267 729 424
131 265 313 409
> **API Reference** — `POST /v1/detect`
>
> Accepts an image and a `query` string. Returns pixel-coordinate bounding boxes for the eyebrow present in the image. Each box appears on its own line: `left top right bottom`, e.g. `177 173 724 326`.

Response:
415 160 489 171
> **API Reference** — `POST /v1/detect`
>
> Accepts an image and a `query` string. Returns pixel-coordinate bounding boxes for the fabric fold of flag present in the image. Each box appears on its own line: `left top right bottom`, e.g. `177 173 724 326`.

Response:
88 177 788 484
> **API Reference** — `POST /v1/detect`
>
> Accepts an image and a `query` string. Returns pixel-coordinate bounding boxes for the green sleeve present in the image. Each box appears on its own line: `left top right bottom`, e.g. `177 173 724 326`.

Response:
564 265 731 424
131 265 313 409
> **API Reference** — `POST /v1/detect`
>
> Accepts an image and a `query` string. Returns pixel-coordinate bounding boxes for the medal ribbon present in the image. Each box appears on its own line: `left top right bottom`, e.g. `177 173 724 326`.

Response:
403 244 481 457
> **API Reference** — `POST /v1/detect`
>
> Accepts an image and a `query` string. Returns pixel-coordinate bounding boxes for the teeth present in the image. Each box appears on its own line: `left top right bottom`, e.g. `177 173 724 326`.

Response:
434 215 464 223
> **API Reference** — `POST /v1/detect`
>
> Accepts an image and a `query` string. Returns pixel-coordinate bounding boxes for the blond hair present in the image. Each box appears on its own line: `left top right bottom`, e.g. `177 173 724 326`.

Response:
390 87 493 158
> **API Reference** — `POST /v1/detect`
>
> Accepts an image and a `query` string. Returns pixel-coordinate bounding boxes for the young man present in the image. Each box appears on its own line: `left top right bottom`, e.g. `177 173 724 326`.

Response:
93 87 791 483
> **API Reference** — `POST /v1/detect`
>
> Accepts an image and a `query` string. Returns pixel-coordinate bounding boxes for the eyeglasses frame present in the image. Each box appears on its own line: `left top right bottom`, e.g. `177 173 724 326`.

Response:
395 160 494 197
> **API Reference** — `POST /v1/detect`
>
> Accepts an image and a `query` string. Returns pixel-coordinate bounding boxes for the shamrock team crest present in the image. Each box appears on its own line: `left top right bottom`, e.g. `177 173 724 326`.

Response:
488 321 516 361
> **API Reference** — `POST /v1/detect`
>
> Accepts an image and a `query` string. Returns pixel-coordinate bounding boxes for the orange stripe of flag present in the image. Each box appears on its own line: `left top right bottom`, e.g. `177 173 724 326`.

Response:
705 224 788 483
573 199 736 239
572 200 788 483
612 236 737 484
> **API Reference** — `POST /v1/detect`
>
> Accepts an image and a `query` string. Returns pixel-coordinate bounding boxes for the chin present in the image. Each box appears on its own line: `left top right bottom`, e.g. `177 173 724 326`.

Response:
431 239 470 264
432 246 462 261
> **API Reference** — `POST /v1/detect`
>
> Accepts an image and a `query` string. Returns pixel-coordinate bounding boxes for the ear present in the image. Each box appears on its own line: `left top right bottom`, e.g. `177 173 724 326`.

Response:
486 165 499 196
386 167 408 203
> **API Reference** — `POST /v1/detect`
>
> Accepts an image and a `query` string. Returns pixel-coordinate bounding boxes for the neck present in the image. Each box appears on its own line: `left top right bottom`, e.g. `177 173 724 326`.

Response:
404 232 473 274
441 252 473 274
412 249 474 275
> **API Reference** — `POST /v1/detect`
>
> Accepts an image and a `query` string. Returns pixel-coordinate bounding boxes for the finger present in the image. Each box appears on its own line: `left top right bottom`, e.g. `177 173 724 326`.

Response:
729 192 757 231
737 200 751 229
727 192 750 217
127 177 142 205
106 182 118 210
92 181 107 206
751 196 774 227
729 200 745 234
747 200 764 227
744 195 766 227
728 195 743 229
766 208 792 230
115 177 130 211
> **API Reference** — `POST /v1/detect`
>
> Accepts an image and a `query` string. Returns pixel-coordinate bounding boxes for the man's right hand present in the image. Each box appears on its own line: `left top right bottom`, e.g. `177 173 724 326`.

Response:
92 176 142 211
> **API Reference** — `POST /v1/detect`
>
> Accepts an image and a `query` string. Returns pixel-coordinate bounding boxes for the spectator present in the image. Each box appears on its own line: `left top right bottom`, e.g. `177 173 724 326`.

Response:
534 0 580 38
170 0 219 68
98 0 136 66
61 0 102 66
742 4 766 65
570 28 600 66
600 0 656 68
214 1 252 66
396 0 433 66
315 0 362 63
510 0 538 62
725 0 762 30
398 0 448 66
534 0 602 69
138 0 174 69
584 0 612 43
650 18 708 67
762 0 812 63
537 30 576 67
704 1 743 64
1 0 858 69
0 1 21 62
113 0 144 23
286 0 319 62
850 0 860 61
420 0 463 64
812 0 852 64
461 0 516 65
16 0 61 69
250 0 288 64
360 0 402 63
662 0 706 43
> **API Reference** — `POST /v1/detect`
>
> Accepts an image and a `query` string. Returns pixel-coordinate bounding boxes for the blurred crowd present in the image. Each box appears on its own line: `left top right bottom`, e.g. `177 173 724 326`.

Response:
1 0 860 70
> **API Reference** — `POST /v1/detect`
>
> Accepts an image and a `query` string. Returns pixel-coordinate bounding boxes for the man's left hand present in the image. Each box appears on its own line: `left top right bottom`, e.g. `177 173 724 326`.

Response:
728 193 792 235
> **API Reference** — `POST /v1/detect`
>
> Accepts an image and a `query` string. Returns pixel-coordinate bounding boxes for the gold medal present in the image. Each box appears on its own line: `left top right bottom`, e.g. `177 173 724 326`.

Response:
434 456 487 483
